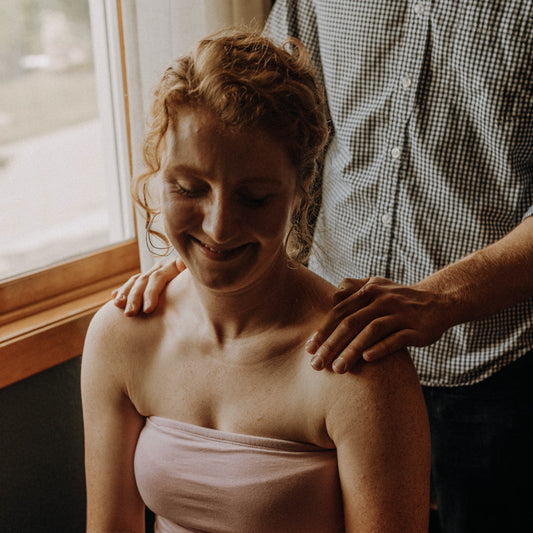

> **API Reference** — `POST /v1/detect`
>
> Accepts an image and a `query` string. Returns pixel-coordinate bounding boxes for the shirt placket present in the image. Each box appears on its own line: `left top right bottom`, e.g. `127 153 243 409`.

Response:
372 0 432 278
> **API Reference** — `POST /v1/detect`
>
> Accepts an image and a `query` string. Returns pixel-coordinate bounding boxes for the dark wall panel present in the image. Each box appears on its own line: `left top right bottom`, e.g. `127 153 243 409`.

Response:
0 357 85 533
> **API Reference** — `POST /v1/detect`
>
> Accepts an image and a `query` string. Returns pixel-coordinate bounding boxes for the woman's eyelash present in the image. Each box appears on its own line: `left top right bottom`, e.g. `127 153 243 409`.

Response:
173 183 270 206
241 195 271 207
175 183 202 197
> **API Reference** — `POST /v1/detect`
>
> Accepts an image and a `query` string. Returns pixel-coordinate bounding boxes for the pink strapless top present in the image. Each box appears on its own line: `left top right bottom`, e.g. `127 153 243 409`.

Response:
134 416 344 533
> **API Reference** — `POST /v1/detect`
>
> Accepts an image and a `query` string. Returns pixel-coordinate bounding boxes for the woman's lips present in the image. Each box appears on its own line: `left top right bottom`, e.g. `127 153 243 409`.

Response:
191 236 250 261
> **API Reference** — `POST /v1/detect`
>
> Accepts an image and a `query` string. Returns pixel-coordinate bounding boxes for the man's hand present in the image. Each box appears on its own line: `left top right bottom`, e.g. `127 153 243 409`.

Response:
306 218 533 373
112 258 185 315
306 277 453 373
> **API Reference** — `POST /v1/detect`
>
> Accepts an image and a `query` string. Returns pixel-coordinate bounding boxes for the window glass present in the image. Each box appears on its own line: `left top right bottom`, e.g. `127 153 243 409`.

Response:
0 0 133 280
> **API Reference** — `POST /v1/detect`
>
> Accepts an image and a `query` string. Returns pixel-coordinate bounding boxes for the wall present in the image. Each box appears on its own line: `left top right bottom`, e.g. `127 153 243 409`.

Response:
0 357 86 533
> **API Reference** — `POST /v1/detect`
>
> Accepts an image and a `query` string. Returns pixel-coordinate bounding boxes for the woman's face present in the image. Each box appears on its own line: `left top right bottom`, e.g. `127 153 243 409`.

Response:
160 106 300 293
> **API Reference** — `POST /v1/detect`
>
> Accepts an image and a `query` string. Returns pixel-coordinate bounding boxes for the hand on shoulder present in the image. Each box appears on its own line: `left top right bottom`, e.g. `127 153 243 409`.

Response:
112 258 186 315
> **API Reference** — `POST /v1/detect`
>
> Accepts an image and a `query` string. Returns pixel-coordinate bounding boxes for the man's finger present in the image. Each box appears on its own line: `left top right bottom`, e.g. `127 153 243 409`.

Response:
113 273 141 309
333 277 369 304
142 260 182 312
309 289 371 346
124 272 152 315
362 330 414 362
174 257 187 272
329 317 404 371
309 308 376 371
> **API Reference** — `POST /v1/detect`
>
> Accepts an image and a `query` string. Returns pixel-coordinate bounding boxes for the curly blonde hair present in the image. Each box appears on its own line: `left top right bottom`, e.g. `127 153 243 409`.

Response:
133 29 329 263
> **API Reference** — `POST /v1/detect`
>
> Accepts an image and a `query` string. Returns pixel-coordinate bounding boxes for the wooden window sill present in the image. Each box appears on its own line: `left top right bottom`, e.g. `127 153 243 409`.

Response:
0 241 139 389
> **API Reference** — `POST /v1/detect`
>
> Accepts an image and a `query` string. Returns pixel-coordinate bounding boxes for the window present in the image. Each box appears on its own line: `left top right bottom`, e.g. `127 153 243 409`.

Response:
0 0 134 279
0 0 139 388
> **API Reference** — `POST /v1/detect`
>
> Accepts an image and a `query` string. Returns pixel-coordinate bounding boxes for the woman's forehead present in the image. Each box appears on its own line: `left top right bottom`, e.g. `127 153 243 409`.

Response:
166 109 287 160
168 106 263 142
162 109 297 187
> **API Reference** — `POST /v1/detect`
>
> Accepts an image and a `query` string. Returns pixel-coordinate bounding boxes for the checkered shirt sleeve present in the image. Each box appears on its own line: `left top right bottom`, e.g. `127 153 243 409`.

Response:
265 0 533 386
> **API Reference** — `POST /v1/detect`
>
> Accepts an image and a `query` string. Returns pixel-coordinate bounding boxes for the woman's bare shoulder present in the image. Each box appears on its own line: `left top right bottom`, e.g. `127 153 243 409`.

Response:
321 353 431 531
84 271 197 371
289 265 337 325
344 349 421 396
321 350 427 441
89 269 193 344
300 265 337 297
86 299 156 353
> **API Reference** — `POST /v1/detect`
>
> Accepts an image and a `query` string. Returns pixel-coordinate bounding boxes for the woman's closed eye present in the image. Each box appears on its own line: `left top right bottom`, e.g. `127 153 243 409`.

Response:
174 182 207 198
169 178 274 207
240 193 271 208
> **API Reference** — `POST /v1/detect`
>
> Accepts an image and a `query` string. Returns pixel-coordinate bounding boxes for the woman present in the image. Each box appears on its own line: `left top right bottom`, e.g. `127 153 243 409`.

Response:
82 30 430 532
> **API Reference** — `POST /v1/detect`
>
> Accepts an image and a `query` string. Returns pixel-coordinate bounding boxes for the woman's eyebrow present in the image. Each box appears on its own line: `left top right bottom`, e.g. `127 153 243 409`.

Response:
162 164 204 179
162 164 285 188
239 176 284 188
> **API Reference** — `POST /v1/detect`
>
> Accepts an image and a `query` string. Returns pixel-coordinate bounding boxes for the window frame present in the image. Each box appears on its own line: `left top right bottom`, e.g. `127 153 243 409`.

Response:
0 0 139 389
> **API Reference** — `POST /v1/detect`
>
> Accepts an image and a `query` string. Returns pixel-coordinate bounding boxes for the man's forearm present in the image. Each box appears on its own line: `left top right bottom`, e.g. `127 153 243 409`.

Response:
416 216 533 328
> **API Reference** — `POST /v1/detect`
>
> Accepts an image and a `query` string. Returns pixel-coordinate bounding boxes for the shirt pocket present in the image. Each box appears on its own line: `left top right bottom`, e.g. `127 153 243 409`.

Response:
451 1 533 123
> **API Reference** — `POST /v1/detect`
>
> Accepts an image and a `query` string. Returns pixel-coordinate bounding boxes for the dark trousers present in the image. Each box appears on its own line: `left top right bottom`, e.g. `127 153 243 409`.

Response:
422 351 533 533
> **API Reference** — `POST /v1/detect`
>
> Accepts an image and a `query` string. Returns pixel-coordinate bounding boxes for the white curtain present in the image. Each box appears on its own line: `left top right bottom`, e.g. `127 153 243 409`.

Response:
121 0 272 270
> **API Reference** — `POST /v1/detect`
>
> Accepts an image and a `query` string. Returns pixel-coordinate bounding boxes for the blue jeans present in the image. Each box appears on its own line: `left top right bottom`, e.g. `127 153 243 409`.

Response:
423 351 533 533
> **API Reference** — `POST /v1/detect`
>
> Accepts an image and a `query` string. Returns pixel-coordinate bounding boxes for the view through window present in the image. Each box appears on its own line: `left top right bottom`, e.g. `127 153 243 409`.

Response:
0 0 133 280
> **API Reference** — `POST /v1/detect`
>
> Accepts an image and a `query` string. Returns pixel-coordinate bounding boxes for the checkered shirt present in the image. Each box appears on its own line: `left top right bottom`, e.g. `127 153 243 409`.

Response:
265 0 533 386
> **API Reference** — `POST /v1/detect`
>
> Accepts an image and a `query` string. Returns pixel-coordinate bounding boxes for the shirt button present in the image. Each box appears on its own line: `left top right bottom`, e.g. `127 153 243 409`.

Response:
401 76 412 89
414 3 426 15
382 213 393 226
391 146 402 159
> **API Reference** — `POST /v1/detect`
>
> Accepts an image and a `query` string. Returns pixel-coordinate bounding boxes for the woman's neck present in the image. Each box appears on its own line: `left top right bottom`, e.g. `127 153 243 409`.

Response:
191 258 306 345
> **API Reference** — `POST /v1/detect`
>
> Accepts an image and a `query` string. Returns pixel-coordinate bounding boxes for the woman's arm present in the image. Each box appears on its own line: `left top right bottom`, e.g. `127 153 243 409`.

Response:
81 303 146 532
326 350 431 532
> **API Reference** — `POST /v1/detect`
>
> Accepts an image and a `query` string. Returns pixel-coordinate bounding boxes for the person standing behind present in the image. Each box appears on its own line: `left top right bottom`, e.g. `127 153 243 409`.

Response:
114 3 533 532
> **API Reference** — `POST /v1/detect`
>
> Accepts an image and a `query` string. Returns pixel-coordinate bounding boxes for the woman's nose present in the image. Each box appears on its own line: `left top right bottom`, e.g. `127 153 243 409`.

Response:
202 196 239 243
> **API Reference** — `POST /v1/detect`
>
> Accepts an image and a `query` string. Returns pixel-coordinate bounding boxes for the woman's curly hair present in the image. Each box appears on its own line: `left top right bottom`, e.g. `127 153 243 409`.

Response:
133 29 329 263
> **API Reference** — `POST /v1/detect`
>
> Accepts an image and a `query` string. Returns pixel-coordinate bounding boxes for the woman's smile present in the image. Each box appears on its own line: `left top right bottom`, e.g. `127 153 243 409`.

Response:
190 235 253 262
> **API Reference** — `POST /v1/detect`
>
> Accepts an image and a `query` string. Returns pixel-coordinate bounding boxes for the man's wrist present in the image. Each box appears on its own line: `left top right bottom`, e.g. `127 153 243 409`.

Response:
413 271 466 331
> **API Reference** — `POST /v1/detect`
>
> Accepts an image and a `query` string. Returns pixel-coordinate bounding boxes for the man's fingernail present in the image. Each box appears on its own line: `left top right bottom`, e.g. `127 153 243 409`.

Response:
332 357 347 374
310 356 324 370
305 339 319 354
143 299 151 312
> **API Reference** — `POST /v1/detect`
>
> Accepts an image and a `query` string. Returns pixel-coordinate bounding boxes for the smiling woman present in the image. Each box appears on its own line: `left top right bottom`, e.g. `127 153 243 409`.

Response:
81 29 430 533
